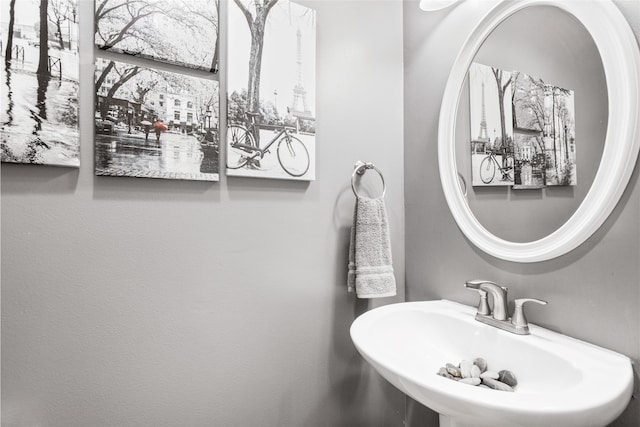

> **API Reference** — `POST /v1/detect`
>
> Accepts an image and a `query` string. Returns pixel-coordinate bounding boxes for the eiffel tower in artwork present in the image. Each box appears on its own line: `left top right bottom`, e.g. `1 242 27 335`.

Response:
290 28 313 120
477 82 490 142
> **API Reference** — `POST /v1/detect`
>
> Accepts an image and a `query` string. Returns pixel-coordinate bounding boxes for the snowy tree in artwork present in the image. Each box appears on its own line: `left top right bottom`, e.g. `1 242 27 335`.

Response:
95 0 219 72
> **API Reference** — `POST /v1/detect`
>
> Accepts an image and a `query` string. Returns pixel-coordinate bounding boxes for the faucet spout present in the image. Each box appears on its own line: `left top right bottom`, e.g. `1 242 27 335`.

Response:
479 282 509 321
464 279 547 335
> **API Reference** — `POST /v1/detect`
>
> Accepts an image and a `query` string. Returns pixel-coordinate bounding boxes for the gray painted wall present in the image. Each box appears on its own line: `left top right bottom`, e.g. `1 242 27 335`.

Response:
1 1 406 426
404 0 640 426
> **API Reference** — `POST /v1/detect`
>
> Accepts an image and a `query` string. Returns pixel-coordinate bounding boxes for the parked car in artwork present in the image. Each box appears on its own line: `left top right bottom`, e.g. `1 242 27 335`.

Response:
94 116 114 135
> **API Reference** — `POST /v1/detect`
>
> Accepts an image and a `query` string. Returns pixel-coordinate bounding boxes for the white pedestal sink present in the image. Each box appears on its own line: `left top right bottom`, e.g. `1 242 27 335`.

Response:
350 300 633 427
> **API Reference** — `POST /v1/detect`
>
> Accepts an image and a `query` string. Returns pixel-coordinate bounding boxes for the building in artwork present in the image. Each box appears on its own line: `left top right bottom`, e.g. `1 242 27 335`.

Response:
94 59 212 134
146 90 207 134
143 92 165 122
165 93 196 133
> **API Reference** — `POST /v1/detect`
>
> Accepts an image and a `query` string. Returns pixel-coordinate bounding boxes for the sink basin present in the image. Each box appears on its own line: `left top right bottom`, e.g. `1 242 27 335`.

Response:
350 300 633 427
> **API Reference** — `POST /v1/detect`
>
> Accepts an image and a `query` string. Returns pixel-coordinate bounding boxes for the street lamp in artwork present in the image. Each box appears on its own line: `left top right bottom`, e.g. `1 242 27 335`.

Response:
127 105 134 134
206 106 212 130
68 6 77 50
273 89 278 117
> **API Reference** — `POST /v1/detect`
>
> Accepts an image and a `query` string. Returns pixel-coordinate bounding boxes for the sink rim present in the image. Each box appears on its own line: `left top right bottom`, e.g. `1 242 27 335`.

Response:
350 299 633 425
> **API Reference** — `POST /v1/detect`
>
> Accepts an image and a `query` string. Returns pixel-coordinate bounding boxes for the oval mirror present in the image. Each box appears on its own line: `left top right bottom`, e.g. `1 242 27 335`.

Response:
456 5 606 244
438 0 640 263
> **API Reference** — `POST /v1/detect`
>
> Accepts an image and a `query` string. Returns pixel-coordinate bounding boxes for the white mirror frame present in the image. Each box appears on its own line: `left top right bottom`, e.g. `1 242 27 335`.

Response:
438 0 640 263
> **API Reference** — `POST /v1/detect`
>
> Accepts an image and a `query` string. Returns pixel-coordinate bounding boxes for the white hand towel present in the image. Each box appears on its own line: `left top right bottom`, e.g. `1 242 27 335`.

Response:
347 197 396 298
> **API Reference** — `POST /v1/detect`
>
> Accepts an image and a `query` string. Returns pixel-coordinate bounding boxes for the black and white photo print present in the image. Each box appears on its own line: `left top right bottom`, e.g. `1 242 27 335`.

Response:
544 86 576 186
512 72 576 187
227 0 316 181
95 0 219 72
1 0 80 167
469 62 514 186
512 72 546 132
94 58 219 181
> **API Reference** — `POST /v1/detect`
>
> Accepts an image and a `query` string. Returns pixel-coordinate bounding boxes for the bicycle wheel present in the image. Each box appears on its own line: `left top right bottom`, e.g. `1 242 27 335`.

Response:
479 156 496 184
227 125 255 169
277 135 310 177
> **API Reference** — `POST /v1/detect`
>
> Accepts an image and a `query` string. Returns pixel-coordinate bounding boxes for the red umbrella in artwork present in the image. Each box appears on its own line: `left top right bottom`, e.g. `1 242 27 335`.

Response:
154 120 168 131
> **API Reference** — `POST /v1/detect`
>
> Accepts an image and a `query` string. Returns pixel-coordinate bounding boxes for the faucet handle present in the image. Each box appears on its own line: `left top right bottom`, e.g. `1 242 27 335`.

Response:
464 281 491 316
465 279 494 289
465 279 508 292
511 298 548 330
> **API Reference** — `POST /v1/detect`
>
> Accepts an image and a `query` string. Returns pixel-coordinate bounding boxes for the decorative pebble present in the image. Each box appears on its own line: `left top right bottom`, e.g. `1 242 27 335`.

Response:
482 378 514 392
438 367 455 379
498 370 518 388
480 370 499 380
470 364 481 378
446 363 461 378
459 377 481 386
460 360 473 378
436 357 518 392
473 358 488 373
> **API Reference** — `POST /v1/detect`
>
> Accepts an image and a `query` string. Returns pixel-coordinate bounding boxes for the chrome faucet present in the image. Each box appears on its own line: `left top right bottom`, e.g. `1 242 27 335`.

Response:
464 279 547 335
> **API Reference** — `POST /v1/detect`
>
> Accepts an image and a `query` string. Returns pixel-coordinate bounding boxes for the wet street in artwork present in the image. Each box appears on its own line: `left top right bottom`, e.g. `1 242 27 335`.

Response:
1 66 79 166
95 131 219 181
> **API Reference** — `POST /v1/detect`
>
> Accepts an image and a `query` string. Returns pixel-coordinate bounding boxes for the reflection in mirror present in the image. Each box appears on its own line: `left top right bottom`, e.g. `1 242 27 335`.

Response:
455 6 607 243
438 0 640 262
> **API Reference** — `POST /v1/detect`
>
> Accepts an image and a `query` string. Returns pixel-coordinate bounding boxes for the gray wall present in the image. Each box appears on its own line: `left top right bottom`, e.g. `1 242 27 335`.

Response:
404 0 640 426
1 1 406 426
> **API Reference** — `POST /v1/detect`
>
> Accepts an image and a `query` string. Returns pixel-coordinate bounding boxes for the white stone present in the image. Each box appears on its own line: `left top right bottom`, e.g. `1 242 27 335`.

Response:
459 377 481 386
480 370 499 380
460 360 473 378
470 364 481 378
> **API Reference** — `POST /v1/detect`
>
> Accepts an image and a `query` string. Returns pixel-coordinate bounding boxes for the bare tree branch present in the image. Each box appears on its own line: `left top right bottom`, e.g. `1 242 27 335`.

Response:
233 0 253 29
100 10 159 49
95 60 115 92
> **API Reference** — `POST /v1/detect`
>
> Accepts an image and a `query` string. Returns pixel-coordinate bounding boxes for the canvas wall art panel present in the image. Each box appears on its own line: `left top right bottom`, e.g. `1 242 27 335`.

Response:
1 0 80 167
94 57 219 181
511 72 576 187
95 0 219 72
544 86 576 186
512 72 546 132
469 62 514 186
227 0 316 181
470 63 577 189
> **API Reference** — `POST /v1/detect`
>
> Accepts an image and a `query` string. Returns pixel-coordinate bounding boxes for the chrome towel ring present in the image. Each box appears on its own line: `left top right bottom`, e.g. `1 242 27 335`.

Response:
351 161 386 198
